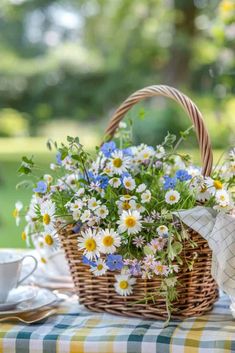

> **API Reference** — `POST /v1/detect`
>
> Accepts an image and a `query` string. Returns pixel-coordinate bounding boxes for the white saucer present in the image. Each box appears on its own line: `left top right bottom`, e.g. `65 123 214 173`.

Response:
0 288 58 316
0 286 37 311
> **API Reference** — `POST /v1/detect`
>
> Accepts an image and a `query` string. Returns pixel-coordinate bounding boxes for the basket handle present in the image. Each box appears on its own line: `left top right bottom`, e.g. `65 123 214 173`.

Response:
103 85 213 176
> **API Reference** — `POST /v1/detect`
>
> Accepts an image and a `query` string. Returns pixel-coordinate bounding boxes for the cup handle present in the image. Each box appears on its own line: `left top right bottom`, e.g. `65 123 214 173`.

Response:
17 255 38 286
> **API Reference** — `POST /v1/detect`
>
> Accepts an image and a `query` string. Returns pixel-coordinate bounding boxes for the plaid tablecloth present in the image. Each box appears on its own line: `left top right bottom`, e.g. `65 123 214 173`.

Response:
0 293 235 353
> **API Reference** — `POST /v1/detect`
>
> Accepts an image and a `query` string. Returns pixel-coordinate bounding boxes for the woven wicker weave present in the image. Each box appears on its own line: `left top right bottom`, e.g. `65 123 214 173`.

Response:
59 85 218 319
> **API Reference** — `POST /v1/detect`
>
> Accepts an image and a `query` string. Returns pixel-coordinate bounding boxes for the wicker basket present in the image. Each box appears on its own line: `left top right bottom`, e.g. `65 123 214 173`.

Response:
59 85 218 320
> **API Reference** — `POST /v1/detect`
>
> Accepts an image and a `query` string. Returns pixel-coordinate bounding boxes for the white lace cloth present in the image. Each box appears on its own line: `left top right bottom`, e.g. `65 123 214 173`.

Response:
175 206 235 297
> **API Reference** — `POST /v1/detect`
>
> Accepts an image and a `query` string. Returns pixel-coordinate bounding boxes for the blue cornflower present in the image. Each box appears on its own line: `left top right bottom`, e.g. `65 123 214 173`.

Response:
56 152 62 165
82 256 96 267
106 254 124 271
163 176 177 190
72 222 82 234
100 141 117 157
96 175 109 189
122 147 133 157
175 170 192 182
33 181 47 194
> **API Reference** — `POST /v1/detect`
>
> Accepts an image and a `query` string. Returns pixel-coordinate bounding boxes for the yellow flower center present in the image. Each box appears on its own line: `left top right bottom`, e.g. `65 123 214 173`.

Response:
39 241 44 248
119 280 128 289
156 265 164 274
143 153 149 159
213 180 223 190
41 257 47 264
123 194 131 200
219 195 225 201
43 213 51 225
123 201 131 210
169 195 176 201
85 238 96 251
200 186 207 193
113 158 122 168
99 209 105 214
12 209 19 218
102 235 114 247
92 202 97 207
159 226 165 231
21 231 27 241
125 181 131 187
97 264 103 271
125 216 137 228
45 234 54 246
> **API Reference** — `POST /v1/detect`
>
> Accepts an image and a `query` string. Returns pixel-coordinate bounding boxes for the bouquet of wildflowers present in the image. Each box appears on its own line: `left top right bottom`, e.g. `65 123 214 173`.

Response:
14 123 234 306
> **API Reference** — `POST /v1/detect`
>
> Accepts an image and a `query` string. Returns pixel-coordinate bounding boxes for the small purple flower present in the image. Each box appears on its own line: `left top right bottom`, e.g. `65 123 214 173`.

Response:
163 176 177 190
82 256 96 267
155 160 163 169
106 254 124 271
100 141 117 157
56 152 62 165
33 181 47 194
72 222 82 233
129 262 142 276
175 169 192 182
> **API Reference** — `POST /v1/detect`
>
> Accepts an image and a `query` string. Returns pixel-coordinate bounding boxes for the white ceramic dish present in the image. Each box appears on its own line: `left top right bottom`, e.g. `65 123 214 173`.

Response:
0 288 58 316
0 286 37 311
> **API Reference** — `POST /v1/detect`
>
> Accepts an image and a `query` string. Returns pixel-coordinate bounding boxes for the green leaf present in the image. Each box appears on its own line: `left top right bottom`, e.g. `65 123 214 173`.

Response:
143 246 154 255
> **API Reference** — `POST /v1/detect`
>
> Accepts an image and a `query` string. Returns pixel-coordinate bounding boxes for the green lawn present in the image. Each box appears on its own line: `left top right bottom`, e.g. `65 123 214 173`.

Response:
0 137 224 248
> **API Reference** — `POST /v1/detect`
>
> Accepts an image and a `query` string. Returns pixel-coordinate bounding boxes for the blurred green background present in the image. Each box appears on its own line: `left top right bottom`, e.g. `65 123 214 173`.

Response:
0 0 234 248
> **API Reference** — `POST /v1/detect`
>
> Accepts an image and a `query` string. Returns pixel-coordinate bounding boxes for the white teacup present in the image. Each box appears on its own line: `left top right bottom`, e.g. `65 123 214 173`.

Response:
0 252 37 303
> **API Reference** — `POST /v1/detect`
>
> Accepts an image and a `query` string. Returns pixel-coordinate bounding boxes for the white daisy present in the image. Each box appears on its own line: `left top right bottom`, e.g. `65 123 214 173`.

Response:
13 201 23 226
109 150 130 175
157 225 168 236
135 203 145 213
123 177 136 191
141 190 151 203
43 231 60 251
98 228 121 254
78 228 100 260
114 274 136 296
40 200 56 228
196 185 211 202
215 190 230 206
138 146 154 161
103 166 114 176
75 188 85 197
136 184 147 193
120 194 137 202
165 190 180 205
155 145 165 159
70 199 84 212
66 174 78 188
205 177 223 195
43 174 53 183
116 199 137 213
72 209 81 221
88 197 101 210
109 177 121 188
118 210 142 235
90 259 108 276
95 205 109 219
81 209 91 223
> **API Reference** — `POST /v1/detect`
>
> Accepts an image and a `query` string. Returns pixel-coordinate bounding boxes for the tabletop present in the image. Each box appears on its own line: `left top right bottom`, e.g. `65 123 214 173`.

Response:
1 251 235 353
